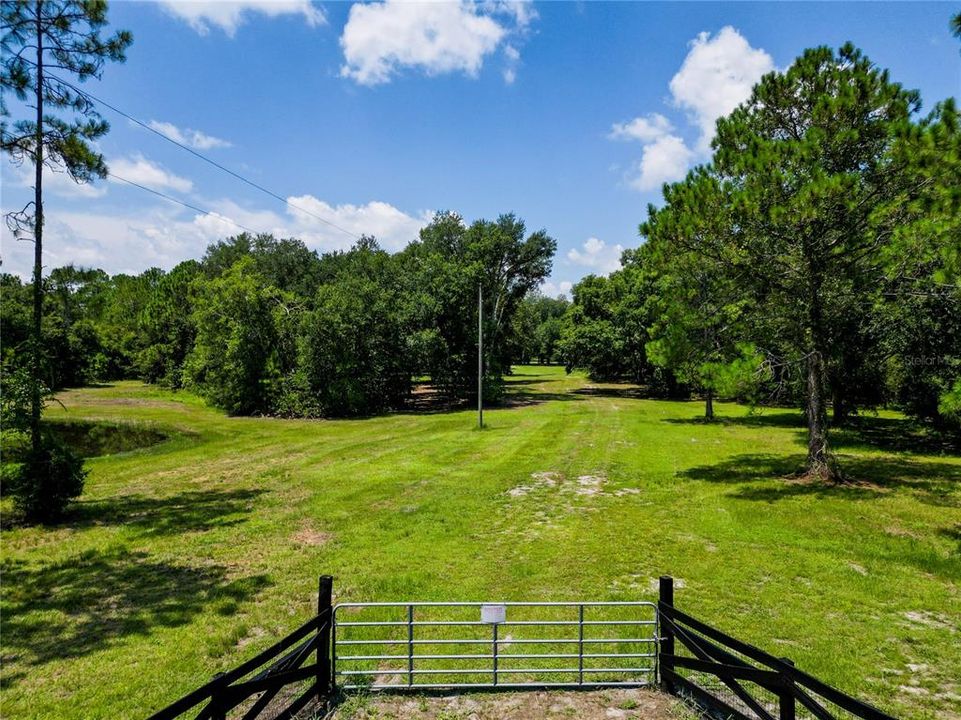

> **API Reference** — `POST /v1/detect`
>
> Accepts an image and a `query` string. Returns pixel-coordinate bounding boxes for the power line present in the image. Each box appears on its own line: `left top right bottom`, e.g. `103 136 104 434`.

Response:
109 172 260 236
35 65 361 241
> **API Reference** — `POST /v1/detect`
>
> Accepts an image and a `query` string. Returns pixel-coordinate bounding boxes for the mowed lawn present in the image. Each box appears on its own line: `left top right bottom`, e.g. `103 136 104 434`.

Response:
1 366 959 720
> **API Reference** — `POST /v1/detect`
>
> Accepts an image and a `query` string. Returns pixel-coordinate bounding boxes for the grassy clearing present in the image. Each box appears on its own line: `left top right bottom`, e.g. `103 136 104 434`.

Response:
1 366 959 719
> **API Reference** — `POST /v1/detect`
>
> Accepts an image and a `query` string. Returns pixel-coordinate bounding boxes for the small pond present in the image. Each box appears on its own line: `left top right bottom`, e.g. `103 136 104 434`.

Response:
5 420 171 461
50 420 171 458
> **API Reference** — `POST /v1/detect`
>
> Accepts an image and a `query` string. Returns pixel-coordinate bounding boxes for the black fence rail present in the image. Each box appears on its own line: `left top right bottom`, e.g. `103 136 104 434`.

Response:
657 576 897 720
146 576 333 720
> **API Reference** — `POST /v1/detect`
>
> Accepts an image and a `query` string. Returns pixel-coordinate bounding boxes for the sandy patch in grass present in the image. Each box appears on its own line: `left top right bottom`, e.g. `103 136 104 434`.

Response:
507 471 561 497
293 524 333 547
902 611 957 632
502 471 649 539
236 626 266 649
576 474 605 495
884 525 920 539
329 688 686 719
506 471 645 500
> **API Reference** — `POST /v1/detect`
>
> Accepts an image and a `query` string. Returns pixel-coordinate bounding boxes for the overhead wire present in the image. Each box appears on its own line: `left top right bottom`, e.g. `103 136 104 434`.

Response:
107 172 260 236
17 57 361 240
62 76 361 240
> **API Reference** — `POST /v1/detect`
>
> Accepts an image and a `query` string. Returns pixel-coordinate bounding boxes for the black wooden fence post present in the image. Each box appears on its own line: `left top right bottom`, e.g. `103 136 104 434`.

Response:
779 657 796 720
317 575 333 701
658 575 675 694
208 672 227 720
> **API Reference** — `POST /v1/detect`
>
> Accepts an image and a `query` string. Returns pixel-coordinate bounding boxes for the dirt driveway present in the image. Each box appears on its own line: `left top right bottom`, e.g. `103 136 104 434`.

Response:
327 688 694 719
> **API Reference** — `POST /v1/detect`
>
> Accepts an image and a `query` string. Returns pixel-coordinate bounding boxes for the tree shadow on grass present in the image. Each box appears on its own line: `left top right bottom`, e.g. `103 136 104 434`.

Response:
939 524 961 555
680 453 961 507
63 488 268 537
664 410 805 429
0 548 271 675
571 385 650 400
830 416 961 455
398 383 582 414
495 389 583 408
665 411 960 455
502 376 563 387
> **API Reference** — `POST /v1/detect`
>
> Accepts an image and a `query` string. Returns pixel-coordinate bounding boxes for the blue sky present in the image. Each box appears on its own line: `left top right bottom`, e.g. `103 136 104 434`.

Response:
2 1 959 295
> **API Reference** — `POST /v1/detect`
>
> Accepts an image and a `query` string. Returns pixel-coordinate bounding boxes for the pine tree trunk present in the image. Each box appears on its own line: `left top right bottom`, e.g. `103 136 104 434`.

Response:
805 349 833 479
30 0 44 456
705 389 714 420
804 246 838 481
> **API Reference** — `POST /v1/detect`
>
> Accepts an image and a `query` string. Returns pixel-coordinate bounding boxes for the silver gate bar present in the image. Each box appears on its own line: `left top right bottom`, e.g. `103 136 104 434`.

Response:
332 600 658 691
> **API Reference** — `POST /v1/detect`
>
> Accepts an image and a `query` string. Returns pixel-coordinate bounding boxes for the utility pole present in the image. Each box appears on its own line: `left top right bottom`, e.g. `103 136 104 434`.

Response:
477 283 483 429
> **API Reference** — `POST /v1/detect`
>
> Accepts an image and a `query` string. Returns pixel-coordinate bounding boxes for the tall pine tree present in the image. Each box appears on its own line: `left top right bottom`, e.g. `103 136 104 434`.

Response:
1 0 131 520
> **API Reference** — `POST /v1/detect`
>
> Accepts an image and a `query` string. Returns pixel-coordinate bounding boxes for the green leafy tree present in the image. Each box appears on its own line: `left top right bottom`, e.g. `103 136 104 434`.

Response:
876 99 961 428
534 314 565 364
643 189 762 419
280 237 411 417
705 43 937 479
291 275 410 417
202 233 323 298
46 265 111 385
560 250 659 387
399 212 556 400
511 293 568 364
1 0 130 521
185 259 295 416
1 273 32 368
560 274 627 381
136 261 201 387
94 268 163 376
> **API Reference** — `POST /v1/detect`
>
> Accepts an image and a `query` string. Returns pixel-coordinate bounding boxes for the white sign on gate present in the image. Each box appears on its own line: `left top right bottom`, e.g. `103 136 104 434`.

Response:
481 604 506 624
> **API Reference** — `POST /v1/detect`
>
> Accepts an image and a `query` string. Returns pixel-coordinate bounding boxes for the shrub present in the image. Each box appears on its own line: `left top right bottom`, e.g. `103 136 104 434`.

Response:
6 433 87 523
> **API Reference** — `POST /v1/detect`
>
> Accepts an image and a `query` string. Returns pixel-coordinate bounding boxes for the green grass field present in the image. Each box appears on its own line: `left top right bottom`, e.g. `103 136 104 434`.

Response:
2 366 959 719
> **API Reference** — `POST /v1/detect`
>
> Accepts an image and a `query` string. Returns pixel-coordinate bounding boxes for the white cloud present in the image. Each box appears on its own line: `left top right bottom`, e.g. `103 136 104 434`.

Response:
107 155 194 193
340 0 533 85
630 134 694 191
502 42 520 84
567 237 624 275
183 195 432 256
608 113 693 191
148 120 232 150
0 190 431 277
540 279 573 298
2 205 206 276
669 26 774 150
159 0 326 37
285 196 431 251
610 26 773 192
483 0 537 30
609 113 673 143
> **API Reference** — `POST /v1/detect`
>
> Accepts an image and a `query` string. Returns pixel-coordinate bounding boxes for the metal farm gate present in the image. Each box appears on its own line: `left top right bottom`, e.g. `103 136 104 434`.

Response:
331 600 658 691
146 577 900 720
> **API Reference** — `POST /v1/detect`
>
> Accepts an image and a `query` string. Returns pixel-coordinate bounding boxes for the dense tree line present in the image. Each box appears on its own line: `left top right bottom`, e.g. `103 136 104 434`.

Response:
1 213 557 422
511 293 569 365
